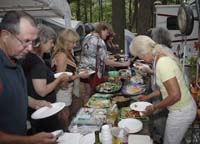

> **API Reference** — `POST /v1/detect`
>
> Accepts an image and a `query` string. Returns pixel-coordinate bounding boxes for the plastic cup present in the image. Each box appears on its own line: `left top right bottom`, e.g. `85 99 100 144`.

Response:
106 111 118 126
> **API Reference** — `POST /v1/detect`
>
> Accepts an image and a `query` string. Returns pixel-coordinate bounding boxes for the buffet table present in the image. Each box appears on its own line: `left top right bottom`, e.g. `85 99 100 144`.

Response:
57 71 154 144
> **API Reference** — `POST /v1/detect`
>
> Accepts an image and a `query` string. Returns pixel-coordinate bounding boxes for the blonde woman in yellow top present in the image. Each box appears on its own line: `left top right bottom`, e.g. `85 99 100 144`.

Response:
130 35 197 144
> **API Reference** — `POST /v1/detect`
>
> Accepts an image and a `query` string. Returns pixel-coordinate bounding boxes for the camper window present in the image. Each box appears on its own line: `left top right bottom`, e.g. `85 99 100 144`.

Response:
167 16 179 30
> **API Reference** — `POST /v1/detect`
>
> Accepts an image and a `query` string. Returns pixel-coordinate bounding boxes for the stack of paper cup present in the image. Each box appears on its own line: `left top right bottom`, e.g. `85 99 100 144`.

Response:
101 124 112 144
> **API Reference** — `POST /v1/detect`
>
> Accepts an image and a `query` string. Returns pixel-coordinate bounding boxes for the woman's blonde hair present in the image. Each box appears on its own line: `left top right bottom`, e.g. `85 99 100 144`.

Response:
130 35 181 68
52 28 79 61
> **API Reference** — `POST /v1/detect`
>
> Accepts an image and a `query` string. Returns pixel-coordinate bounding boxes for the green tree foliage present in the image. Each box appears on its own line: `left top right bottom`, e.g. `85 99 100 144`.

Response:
69 0 179 32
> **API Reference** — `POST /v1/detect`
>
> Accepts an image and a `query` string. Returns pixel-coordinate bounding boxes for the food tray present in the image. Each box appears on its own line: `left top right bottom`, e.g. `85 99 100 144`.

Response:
86 97 111 108
96 81 122 94
72 107 106 125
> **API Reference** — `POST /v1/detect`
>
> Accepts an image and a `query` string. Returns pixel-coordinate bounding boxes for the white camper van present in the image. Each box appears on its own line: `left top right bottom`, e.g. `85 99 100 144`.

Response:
155 4 198 64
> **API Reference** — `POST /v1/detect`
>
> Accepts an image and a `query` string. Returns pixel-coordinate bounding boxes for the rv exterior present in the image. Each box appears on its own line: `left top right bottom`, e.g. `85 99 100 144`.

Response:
155 4 198 64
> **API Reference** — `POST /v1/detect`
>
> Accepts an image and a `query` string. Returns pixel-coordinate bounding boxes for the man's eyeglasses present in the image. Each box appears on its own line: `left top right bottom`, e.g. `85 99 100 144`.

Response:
10 32 40 48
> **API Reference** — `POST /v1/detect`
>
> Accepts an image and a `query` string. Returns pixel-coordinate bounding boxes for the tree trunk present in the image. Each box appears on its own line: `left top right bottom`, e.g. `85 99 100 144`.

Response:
176 0 181 4
100 0 103 21
90 0 92 22
84 0 88 22
162 0 168 5
132 0 138 32
136 0 153 34
98 0 101 21
128 0 132 30
112 0 126 51
76 0 81 20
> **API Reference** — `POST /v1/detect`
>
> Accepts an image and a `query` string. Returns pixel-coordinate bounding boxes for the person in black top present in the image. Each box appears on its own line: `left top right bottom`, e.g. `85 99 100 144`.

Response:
22 24 69 133
0 11 57 144
105 31 120 55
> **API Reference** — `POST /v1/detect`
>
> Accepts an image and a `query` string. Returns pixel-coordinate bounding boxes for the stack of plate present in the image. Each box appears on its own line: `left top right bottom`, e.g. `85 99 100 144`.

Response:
118 118 143 133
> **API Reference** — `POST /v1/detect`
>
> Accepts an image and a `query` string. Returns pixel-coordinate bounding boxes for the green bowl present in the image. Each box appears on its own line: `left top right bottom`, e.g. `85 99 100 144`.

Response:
108 71 119 77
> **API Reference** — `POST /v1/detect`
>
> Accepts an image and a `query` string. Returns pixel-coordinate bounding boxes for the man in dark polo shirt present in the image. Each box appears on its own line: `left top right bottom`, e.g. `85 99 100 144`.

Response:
0 11 56 144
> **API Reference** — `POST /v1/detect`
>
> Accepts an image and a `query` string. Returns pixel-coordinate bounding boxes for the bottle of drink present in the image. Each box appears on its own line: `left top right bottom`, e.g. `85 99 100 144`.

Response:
94 131 102 144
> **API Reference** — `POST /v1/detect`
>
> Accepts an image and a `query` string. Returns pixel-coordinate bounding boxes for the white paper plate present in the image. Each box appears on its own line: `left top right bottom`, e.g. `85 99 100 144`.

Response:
54 72 73 78
88 70 95 75
31 102 65 119
133 63 150 70
79 70 95 75
118 118 143 133
130 101 152 112
79 133 95 144
51 130 64 138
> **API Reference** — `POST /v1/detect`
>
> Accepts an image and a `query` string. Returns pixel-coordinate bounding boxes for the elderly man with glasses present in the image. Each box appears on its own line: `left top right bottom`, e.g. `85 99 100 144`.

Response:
0 11 57 144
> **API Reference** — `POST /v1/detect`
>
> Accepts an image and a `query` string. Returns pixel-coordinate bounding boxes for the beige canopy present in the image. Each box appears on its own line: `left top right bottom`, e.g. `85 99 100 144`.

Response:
0 0 71 26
